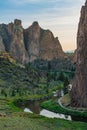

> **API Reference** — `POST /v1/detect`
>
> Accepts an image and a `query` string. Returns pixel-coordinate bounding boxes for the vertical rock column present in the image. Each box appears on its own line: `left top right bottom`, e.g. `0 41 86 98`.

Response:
0 36 5 52
71 1 87 107
10 19 28 63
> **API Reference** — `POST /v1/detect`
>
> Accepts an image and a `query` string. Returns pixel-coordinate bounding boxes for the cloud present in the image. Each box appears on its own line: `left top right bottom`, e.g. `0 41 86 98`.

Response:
8 0 44 5
0 0 85 51
9 0 85 5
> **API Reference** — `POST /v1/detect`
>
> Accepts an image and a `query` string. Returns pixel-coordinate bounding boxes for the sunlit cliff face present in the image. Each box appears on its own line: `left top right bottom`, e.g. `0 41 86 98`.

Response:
0 20 65 63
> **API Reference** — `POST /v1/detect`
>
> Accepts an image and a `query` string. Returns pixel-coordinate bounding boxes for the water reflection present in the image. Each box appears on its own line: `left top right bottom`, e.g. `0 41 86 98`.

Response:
40 109 71 120
21 90 71 121
23 102 71 121
24 108 33 113
23 100 42 114
19 89 87 123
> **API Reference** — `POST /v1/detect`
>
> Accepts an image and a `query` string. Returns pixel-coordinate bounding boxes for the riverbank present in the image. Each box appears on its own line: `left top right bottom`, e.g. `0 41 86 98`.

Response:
0 96 87 130
41 96 87 120
3 94 87 119
0 112 87 130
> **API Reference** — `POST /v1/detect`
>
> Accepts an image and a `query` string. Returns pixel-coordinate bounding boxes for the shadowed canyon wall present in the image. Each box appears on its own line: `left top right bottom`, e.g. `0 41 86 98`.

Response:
71 0 87 107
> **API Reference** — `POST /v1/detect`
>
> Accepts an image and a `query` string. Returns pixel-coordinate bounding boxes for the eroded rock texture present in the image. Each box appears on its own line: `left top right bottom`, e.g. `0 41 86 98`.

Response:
0 20 64 63
0 36 5 52
72 49 77 64
71 1 87 107
0 19 27 63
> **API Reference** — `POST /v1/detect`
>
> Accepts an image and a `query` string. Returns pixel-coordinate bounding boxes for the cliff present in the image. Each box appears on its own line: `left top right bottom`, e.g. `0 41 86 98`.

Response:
0 20 64 63
0 19 28 63
72 49 77 63
0 36 5 52
71 0 87 107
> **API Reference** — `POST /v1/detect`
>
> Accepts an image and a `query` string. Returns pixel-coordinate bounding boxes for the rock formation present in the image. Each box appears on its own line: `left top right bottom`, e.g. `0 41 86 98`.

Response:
0 20 64 63
24 21 41 61
72 49 77 63
0 36 5 52
0 19 28 63
71 0 87 107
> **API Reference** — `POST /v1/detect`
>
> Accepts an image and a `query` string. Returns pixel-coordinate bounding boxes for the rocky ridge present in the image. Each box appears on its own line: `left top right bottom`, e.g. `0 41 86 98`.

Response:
0 20 64 63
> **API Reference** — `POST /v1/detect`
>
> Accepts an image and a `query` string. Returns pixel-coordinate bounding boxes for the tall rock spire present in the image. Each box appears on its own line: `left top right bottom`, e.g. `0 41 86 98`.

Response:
71 0 87 107
85 0 87 5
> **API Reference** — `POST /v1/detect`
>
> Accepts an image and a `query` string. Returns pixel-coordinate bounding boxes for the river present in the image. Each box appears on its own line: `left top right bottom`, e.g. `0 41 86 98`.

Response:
23 99 71 121
18 90 87 122
19 89 72 121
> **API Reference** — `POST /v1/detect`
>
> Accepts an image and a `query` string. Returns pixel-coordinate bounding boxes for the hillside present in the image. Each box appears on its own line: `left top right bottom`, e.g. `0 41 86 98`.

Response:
0 52 41 97
0 52 75 98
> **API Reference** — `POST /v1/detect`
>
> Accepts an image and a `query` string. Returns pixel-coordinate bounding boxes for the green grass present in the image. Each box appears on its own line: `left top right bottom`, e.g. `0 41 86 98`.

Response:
0 99 12 114
41 100 87 118
0 112 87 130
0 98 22 114
0 53 86 129
0 95 87 130
61 94 71 106
8 100 22 112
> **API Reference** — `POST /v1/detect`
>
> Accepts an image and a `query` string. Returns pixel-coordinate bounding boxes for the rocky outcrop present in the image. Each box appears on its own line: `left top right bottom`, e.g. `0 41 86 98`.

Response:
0 36 5 52
72 49 77 63
24 21 64 61
24 21 41 61
71 0 87 107
0 19 64 63
39 30 64 60
9 20 28 63
0 19 28 63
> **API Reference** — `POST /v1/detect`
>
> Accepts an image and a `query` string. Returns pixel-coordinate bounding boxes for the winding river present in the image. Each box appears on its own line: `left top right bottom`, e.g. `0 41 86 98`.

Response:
18 90 87 122
23 100 71 121
19 90 72 121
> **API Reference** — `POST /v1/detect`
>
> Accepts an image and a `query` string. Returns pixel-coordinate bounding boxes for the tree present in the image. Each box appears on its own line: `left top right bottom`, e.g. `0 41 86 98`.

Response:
59 72 65 81
46 61 51 87
1 89 5 95
11 89 16 97
63 77 69 94
53 71 57 81
1 89 7 97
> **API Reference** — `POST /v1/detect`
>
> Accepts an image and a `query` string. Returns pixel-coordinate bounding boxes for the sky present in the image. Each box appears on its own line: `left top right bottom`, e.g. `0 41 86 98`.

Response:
0 0 85 51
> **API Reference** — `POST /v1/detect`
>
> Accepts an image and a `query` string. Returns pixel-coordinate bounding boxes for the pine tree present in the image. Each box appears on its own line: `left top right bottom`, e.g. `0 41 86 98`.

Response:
63 77 69 94
59 71 65 81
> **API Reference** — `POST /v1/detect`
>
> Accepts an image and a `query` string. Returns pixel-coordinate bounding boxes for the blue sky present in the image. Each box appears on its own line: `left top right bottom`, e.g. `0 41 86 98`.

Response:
0 0 85 51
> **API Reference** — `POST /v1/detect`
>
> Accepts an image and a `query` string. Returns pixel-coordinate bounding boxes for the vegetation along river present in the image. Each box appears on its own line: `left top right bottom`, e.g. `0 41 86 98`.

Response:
15 90 87 122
